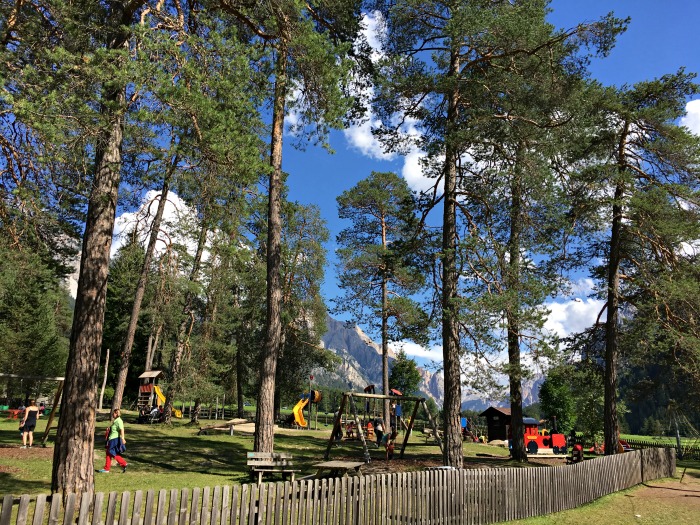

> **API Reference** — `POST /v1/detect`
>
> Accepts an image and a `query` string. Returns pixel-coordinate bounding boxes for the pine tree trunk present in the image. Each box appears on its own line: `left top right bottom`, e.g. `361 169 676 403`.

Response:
381 241 391 427
605 173 626 455
236 345 245 418
112 175 171 411
604 124 629 456
254 43 288 454
51 92 124 497
99 348 110 411
507 156 527 462
191 399 201 425
163 222 208 424
145 323 163 372
440 46 463 469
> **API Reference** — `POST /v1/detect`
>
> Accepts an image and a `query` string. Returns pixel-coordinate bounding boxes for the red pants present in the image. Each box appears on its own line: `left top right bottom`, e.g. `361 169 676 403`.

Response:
104 451 127 471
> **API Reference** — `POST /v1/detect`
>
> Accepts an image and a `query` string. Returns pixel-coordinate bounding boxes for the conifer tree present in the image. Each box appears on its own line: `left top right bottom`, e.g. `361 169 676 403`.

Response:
219 0 365 452
335 171 428 425
372 0 624 465
579 71 700 454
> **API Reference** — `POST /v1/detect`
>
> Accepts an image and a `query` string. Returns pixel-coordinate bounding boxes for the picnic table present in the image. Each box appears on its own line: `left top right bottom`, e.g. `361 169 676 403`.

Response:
313 460 364 478
5 409 21 419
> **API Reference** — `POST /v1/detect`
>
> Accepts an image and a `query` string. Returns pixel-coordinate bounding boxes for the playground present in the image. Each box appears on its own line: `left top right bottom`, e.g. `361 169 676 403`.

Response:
0 413 699 524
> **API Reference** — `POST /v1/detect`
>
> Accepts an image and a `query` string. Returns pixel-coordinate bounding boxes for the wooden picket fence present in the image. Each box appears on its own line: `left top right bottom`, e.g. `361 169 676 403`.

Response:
0 448 675 525
624 438 700 460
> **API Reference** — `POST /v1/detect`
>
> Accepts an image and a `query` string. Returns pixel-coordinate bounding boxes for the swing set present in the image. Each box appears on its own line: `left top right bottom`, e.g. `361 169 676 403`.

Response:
324 390 442 463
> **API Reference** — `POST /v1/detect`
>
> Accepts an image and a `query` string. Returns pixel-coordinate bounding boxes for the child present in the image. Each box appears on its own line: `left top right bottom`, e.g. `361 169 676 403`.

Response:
384 430 398 460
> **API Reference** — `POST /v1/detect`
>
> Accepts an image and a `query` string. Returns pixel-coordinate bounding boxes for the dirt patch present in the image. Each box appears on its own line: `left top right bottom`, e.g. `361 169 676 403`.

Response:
0 444 54 460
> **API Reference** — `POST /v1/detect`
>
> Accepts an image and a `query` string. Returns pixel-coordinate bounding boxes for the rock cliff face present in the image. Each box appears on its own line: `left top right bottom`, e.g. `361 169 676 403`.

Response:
316 316 543 411
313 316 444 405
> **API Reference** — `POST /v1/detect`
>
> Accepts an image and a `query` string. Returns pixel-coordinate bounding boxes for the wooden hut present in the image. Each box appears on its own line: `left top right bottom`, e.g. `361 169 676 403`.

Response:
479 406 511 441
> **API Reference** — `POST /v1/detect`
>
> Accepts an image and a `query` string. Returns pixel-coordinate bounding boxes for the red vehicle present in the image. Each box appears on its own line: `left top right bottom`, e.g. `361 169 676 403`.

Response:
512 418 568 455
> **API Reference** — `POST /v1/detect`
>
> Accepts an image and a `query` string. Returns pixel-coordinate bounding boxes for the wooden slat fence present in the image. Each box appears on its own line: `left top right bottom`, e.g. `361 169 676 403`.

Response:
0 448 675 525
624 438 700 460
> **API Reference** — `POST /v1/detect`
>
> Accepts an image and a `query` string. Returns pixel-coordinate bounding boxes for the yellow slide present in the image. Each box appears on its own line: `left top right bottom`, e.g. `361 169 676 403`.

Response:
293 398 309 427
154 385 182 418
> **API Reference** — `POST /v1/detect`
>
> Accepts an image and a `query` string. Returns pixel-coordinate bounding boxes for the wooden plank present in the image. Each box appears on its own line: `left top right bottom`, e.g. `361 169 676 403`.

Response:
48 494 62 525
337 476 347 525
61 493 77 525
144 490 156 525
289 481 298 524
155 489 167 525
270 481 287 525
118 492 130 525
0 495 13 525
245 484 256 525
358 476 367 525
279 483 290 525
256 483 267 525
263 483 274 525
199 487 211 525
317 479 326 525
90 493 103 525
238 485 249 525
32 495 47 525
229 486 239 525
15 494 30 525
210 487 221 525
132 491 143 525
305 481 314 525
104 493 118 525
178 489 189 525
220 486 230 525
78 492 93 525
189 488 201 525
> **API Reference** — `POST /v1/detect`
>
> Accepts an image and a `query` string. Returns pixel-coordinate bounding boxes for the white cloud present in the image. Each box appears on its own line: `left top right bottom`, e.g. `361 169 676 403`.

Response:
680 99 700 135
112 190 202 259
569 278 596 296
343 116 396 160
389 341 444 362
544 298 604 338
359 11 384 61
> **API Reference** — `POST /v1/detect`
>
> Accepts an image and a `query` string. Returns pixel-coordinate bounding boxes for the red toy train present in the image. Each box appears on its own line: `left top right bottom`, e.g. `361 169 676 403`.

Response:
510 417 568 455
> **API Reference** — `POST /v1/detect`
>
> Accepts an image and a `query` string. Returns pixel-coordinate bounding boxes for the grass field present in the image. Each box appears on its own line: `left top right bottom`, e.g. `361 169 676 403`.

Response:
1 412 698 524
0 411 511 495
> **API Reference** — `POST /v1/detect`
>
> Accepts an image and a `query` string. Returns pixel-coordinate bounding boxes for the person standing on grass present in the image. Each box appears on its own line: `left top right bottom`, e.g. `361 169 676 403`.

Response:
99 408 128 473
20 399 40 448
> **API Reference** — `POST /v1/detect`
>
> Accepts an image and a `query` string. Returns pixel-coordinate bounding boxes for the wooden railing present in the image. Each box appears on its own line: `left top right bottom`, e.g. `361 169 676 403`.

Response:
0 448 675 525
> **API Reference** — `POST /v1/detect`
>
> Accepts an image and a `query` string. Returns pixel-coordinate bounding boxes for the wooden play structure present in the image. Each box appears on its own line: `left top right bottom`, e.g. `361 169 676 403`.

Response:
324 391 442 463
137 370 163 410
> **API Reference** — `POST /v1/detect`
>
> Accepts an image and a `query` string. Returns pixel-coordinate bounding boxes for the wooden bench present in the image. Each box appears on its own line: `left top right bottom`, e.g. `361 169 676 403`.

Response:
246 452 299 485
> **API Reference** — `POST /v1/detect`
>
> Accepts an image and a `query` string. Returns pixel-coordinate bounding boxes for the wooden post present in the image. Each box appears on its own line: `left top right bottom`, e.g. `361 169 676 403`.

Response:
215 397 219 420
324 394 348 460
349 394 372 463
41 381 64 447
98 348 109 411
399 397 422 459
422 399 444 455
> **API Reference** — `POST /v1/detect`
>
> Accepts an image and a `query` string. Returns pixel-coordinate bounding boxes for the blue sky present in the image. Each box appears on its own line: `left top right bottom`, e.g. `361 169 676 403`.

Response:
279 1 700 362
113 1 700 365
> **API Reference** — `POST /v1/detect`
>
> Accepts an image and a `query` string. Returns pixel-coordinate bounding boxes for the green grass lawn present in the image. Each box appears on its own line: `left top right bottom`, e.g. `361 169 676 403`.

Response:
2 413 698 525
1 411 477 495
